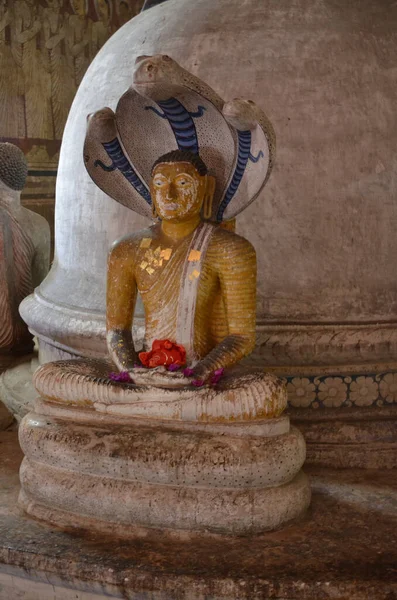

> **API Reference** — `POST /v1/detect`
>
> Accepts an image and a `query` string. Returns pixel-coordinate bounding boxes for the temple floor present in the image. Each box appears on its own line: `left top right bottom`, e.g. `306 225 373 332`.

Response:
0 428 396 600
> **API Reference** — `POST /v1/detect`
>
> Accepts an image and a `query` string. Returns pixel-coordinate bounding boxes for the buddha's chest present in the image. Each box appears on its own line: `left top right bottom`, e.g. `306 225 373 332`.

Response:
134 239 219 310
134 241 176 285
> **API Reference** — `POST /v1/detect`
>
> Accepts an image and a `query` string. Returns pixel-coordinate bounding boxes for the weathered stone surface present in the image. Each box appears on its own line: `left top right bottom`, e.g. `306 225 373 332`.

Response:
0 355 38 422
19 464 310 536
290 404 397 469
18 406 309 535
19 414 302 489
1 430 397 599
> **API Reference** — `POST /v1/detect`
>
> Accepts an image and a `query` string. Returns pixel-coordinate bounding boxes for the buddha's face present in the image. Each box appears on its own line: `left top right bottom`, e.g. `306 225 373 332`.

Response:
150 162 207 223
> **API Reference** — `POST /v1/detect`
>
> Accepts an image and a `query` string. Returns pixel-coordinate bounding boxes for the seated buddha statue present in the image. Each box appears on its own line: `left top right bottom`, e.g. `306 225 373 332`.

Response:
81 54 287 418
103 146 287 420
0 143 50 363
107 149 258 389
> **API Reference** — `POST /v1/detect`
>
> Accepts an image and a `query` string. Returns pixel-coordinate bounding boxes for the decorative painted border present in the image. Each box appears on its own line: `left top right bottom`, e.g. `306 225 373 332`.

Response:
284 372 397 409
254 322 397 366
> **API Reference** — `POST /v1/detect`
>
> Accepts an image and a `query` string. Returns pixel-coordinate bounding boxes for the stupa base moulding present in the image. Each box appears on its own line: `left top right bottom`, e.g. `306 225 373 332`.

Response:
18 359 311 536
264 362 397 470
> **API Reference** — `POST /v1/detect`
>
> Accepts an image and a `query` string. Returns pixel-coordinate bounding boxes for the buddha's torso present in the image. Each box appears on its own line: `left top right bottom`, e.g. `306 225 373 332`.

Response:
132 224 228 359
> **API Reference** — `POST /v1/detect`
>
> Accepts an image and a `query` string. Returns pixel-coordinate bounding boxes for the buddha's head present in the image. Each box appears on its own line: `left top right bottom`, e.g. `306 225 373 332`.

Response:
150 150 215 223
0 143 28 195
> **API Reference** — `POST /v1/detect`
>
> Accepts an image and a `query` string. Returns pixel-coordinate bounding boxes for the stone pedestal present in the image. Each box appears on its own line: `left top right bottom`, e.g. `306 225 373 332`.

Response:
0 353 39 431
0 351 39 432
18 360 310 535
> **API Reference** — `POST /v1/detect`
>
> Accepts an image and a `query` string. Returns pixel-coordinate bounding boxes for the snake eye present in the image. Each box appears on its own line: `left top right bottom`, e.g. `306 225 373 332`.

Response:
147 63 154 72
163 55 171 61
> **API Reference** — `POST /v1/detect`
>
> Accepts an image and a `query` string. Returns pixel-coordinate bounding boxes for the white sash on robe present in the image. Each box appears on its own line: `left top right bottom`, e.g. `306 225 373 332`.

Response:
175 222 215 363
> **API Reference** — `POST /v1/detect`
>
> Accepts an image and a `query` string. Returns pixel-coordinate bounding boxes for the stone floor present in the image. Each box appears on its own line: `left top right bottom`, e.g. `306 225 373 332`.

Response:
0 428 396 600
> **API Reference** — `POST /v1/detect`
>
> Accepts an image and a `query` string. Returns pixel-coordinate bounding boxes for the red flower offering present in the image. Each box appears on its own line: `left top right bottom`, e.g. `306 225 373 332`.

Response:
139 339 186 369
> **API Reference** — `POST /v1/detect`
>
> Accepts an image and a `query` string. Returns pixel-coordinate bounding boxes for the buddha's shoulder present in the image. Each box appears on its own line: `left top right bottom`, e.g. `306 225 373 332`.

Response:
209 226 256 256
109 225 159 256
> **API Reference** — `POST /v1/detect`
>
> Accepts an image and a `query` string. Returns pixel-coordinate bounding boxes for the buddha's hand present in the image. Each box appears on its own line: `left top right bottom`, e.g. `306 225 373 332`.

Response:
128 366 192 389
188 363 212 383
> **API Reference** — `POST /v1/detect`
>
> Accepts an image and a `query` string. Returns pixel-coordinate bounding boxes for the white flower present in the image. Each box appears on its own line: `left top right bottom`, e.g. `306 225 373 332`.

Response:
317 377 347 407
287 377 316 407
350 376 378 407
379 373 397 404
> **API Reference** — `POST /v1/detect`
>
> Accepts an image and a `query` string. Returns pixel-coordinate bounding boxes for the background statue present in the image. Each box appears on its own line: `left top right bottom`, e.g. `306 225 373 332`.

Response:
0 143 50 362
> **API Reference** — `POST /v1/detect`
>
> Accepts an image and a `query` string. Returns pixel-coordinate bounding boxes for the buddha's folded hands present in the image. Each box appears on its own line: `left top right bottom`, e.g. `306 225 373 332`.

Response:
128 365 193 389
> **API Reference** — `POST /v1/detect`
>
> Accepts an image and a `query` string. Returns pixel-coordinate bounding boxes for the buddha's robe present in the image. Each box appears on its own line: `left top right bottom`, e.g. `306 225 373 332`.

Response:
0 204 35 355
108 222 257 369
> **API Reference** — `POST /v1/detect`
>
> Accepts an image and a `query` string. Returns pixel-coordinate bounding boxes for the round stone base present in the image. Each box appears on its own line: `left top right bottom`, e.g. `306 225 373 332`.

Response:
19 410 310 535
0 354 38 422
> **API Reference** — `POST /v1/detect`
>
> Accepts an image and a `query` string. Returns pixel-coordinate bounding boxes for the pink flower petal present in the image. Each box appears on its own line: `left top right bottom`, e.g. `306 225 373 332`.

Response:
109 371 133 383
192 379 205 387
210 368 225 386
183 367 195 377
